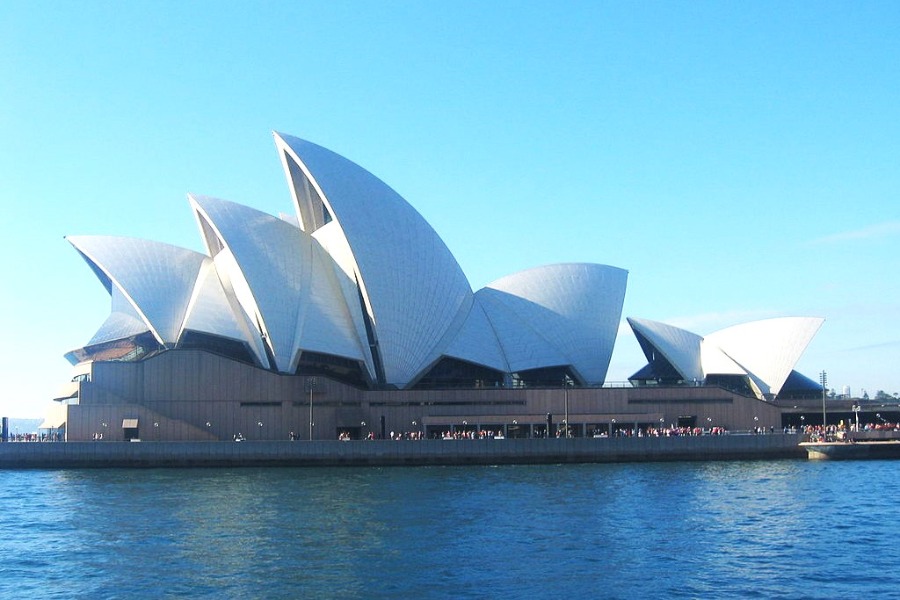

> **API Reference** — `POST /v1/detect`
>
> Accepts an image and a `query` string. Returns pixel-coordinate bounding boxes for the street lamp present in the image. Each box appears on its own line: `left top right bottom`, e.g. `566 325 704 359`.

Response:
820 370 828 429
306 377 317 441
563 378 570 438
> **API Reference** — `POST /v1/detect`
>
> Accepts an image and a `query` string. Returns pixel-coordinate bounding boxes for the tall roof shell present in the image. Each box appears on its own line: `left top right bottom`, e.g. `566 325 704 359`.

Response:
274 133 473 387
189 195 371 375
480 264 628 385
66 235 206 347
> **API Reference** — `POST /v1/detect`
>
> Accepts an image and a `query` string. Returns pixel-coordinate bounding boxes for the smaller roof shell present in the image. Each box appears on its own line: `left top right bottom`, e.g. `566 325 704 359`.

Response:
66 235 206 348
627 317 704 382
628 316 824 399
704 316 824 398
481 263 628 385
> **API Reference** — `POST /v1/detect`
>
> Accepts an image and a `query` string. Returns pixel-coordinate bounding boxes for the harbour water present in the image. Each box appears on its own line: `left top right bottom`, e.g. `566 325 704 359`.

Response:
1 460 897 598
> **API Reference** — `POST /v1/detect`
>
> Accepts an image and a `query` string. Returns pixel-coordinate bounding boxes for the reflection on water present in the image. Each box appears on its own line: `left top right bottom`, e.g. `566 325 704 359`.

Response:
1 461 897 598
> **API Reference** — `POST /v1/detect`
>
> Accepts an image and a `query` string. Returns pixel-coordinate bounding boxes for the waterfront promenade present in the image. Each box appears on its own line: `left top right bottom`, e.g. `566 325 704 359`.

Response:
0 433 805 468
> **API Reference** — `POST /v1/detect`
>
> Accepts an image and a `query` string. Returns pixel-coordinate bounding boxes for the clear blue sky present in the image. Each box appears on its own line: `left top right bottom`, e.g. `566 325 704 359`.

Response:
1 1 898 417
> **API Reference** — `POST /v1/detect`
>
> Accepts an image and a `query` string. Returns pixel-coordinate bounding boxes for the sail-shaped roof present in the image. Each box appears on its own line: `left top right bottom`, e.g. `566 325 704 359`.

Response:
67 235 206 347
481 264 627 385
628 316 824 399
627 317 704 382
189 195 370 374
67 132 630 390
704 317 824 398
274 133 473 387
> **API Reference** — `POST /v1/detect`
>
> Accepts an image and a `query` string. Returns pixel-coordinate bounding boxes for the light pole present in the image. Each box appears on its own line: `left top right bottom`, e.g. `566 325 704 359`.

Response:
820 370 828 431
852 402 860 431
563 378 570 438
306 377 317 441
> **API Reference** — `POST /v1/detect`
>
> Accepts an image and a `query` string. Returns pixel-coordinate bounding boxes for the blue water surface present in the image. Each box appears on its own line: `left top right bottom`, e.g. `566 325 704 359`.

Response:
0 460 897 598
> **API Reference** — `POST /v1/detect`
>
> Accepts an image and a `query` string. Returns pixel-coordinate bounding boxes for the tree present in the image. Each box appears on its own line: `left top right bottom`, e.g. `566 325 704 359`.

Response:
874 390 893 401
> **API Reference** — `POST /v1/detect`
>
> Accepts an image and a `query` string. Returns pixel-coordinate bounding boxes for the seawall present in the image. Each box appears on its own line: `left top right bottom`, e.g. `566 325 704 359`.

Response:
802 440 900 460
0 434 805 468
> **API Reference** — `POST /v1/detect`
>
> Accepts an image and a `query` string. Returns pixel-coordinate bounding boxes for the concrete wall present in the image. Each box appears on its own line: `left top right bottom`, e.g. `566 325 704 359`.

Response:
0 434 806 468
64 350 787 442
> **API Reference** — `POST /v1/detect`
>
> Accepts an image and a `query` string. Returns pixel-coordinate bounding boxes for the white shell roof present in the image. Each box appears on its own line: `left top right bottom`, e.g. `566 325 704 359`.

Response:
181 259 264 358
442 298 510 373
480 264 628 385
275 133 473 387
189 195 370 374
704 316 824 397
698 342 745 376
627 317 704 382
87 286 151 345
476 287 572 373
68 133 632 389
67 235 206 347
628 315 824 398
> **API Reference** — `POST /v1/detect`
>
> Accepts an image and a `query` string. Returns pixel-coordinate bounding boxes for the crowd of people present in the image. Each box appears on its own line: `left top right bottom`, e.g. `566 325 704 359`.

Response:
606 425 729 438
4 432 63 442
336 425 737 441
438 429 502 440
804 420 900 442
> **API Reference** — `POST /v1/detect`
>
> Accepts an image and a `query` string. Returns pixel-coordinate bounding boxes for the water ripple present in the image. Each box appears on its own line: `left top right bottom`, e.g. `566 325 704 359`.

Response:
0 460 898 598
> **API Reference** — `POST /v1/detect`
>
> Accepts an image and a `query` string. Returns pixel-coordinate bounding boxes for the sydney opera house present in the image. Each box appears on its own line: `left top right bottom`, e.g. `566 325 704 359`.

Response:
44 133 827 442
